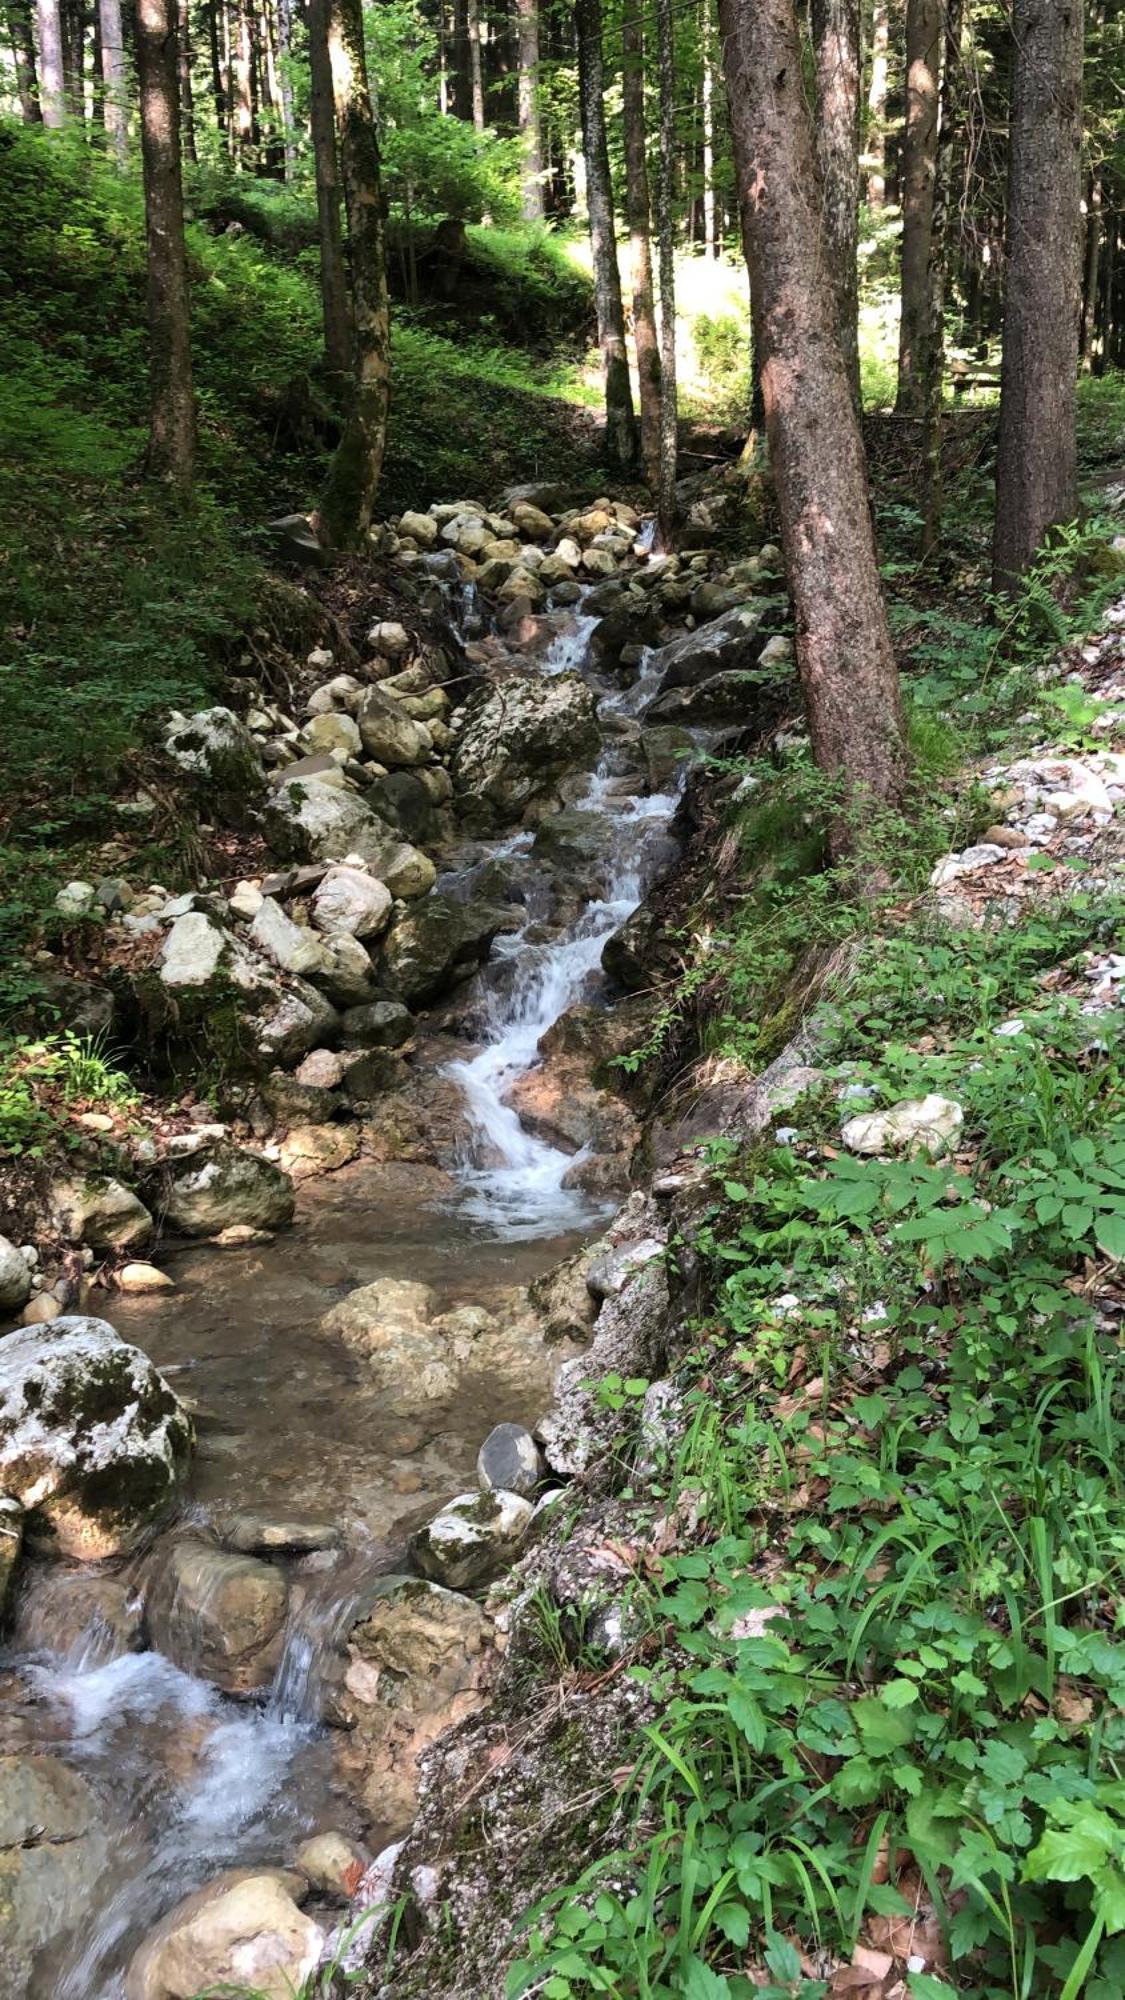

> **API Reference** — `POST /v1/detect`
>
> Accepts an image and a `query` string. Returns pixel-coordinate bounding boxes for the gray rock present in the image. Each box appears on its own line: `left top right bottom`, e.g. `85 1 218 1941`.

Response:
450 673 598 828
0 1498 22 1614
312 866 393 941
164 708 261 793
0 1239 32 1316
339 999 414 1049
163 1145 295 1238
0 1317 192 1560
379 894 517 1006
476 1423 542 1498
54 880 96 919
409 1489 533 1590
357 687 432 768
145 1537 289 1695
49 1177 153 1250
648 604 768 694
0 1755 110 2000
218 1512 342 1557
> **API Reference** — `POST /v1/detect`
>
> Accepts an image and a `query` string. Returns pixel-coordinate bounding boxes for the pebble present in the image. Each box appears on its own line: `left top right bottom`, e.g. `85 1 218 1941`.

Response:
117 1263 174 1294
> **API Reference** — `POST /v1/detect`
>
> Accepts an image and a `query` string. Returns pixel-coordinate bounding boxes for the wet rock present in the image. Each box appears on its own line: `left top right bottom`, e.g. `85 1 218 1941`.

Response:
0 1499 22 1615
294 1830 369 1900
506 1057 639 1158
409 1489 533 1590
278 1123 360 1182
646 667 772 725
333 1577 494 1835
312 865 393 941
379 894 516 1006
357 687 432 768
145 1537 288 1695
0 1754 109 2000
0 1240 32 1317
648 603 769 694
450 673 598 829
49 1175 153 1250
0 1317 192 1560
12 1566 143 1663
476 1423 542 1497
601 904 661 992
163 1145 295 1237
841 1093 964 1158
319 1278 456 1411
528 1240 600 1346
339 1049 410 1106
219 1513 342 1557
124 1867 323 2000
339 998 414 1049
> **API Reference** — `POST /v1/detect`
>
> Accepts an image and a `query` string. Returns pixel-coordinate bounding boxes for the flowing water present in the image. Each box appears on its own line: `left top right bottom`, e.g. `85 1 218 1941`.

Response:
0 577 688 1997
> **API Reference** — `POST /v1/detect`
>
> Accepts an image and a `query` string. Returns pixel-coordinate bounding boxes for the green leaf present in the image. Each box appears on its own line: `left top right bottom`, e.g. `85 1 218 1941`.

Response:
1096 1211 1125 1261
1094 1867 1125 1935
764 1932 802 1983
729 1688 767 1751
832 1755 883 1806
853 1695 916 1753
1024 1819 1116 1884
714 1902 751 1947
681 1957 731 2000
882 1679 921 1708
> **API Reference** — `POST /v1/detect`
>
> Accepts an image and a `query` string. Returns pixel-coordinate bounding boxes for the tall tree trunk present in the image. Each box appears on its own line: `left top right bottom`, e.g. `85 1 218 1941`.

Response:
992 0 1084 591
36 0 67 122
812 0 862 405
866 0 888 205
920 0 963 552
178 0 197 161
206 0 224 127
136 0 194 492
655 0 677 541
719 0 907 833
60 0 84 113
99 0 127 155
701 4 716 257
896 0 940 413
277 0 296 176
575 0 637 474
466 0 484 129
7 0 42 118
621 10 661 490
1081 173 1103 371
308 0 351 377
319 0 391 546
515 0 542 219
451 0 471 118
232 0 252 156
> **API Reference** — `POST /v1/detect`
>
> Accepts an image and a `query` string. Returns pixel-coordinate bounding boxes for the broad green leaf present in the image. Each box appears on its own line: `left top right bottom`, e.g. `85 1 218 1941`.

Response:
681 1957 731 2000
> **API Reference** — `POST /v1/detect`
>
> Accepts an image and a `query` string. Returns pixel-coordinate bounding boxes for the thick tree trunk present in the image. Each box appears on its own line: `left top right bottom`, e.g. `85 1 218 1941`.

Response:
515 0 542 219
575 0 637 474
99 0 127 156
466 0 484 129
655 0 677 541
60 0 84 115
866 0 888 205
621 11 661 491
308 0 352 378
719 0 907 832
896 0 940 413
812 0 862 405
136 0 194 493
319 0 391 546
451 0 471 119
178 0 197 161
993 0 1084 591
36 0 67 122
8 0 42 117
920 0 963 552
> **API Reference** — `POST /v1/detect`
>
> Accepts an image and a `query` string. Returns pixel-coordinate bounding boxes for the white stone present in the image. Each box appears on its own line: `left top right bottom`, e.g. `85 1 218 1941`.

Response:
0 1237 32 1314
408 1488 533 1589
295 1048 345 1088
312 866 393 941
163 706 259 781
929 844 1010 887
303 711 362 758
250 898 332 980
842 1094 964 1158
55 881 96 919
228 880 263 921
125 1870 323 2000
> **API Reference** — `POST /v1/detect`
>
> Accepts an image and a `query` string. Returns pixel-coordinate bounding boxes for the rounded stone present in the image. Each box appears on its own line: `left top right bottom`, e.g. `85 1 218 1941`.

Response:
476 1423 542 1498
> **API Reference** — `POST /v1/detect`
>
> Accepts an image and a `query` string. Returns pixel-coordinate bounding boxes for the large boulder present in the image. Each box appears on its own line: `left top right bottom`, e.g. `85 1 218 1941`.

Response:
0 1755 110 2000
319 1278 456 1411
264 775 393 867
357 687 433 767
332 1576 495 1834
125 1868 323 2000
645 668 774 726
312 865 393 941
145 1537 288 1695
379 894 516 1006
153 910 338 1072
162 1145 295 1237
450 673 598 828
163 707 262 793
48 1176 153 1250
647 604 769 695
0 1317 192 1559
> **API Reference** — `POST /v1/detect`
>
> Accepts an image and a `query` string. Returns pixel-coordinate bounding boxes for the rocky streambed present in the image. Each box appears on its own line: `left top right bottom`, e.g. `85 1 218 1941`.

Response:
0 473 790 1998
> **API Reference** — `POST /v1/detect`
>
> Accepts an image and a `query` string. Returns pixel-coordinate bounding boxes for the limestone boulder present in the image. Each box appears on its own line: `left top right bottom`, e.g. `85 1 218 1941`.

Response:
408 1488 533 1590
312 866 393 941
379 893 516 1006
163 707 262 794
841 1094 964 1158
450 673 598 828
145 1537 289 1695
647 604 770 695
319 1278 456 1412
249 898 333 981
162 1144 295 1237
0 1239 34 1316
0 1317 192 1560
0 1755 109 2000
357 687 432 768
124 1868 323 2000
263 775 397 868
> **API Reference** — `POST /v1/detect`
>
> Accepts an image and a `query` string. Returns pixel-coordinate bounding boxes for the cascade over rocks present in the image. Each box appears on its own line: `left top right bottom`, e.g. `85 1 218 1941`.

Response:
0 1317 193 1560
145 1536 289 1695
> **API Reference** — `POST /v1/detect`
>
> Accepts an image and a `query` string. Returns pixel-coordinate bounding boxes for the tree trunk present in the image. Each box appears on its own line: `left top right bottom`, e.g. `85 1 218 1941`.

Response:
206 0 224 127
866 0 888 205
655 0 677 541
178 0 197 161
99 0 127 155
451 0 471 119
896 0 940 413
232 0 252 157
575 0 637 474
992 0 1084 591
466 0 484 129
515 0 542 219
308 0 352 378
920 0 964 552
701 5 716 257
8 0 42 118
319 0 391 546
1081 173 1103 371
719 0 907 833
621 10 660 491
277 0 296 176
812 0 862 405
36 0 67 122
136 0 194 493
60 0 84 115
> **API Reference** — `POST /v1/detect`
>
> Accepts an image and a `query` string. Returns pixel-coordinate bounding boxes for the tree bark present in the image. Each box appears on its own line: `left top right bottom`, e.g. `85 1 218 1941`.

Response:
178 0 197 161
277 0 296 176
60 0 84 115
466 0 484 129
920 0 963 552
232 0 253 157
1081 173 1103 370
575 0 637 474
308 0 352 378
812 0 862 405
655 0 677 541
993 0 1084 591
896 0 940 413
515 0 542 219
719 0 907 832
99 0 127 155
36 0 67 123
8 0 41 117
136 0 194 493
621 10 661 491
319 0 391 545
206 0 224 126
451 0 471 119
866 0 888 205
701 5 716 257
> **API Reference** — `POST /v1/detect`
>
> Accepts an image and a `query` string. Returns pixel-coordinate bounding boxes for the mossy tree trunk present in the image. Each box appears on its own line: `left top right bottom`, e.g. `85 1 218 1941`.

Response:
308 0 352 379
318 0 390 548
621 8 661 492
7 0 42 119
